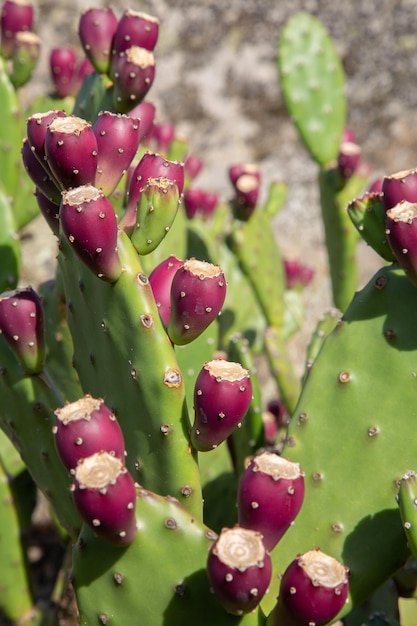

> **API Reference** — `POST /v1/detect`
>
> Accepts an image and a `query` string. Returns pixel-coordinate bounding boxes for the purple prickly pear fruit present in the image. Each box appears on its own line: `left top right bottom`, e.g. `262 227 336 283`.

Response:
277 549 349 626
368 177 384 194
337 141 362 180
26 110 66 173
152 122 175 154
112 46 155 114
53 395 126 473
129 100 156 142
93 111 141 196
0 286 45 374
71 56 95 94
71 451 137 547
121 152 184 232
386 201 417 288
284 259 315 290
112 9 159 56
60 185 122 282
34 187 60 236
167 259 227 346
0 0 34 58
184 154 203 185
21 137 61 204
341 127 356 144
199 191 219 220
382 168 417 211
207 525 272 615
78 6 118 75
237 451 304 551
229 163 261 220
49 47 77 98
44 115 98 190
183 187 202 219
148 255 184 326
190 359 252 451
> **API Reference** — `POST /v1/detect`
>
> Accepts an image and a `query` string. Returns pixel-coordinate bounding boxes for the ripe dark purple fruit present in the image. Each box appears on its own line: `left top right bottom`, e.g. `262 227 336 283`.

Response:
93 111 141 196
129 100 156 143
337 141 361 180
112 46 155 114
167 259 227 346
71 451 137 547
21 137 61 204
34 188 60 236
44 115 98 190
26 110 66 169
112 9 159 56
382 168 417 211
0 286 45 374
184 154 203 185
190 359 252 452
148 255 184 326
278 549 349 626
237 451 304 551
60 185 122 283
53 395 126 473
386 201 417 288
229 163 261 220
78 6 118 75
207 526 272 615
49 47 77 98
1 0 34 58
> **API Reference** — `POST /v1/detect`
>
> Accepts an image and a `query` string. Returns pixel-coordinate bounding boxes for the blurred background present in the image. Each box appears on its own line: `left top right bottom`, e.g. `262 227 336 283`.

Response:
21 0 417 358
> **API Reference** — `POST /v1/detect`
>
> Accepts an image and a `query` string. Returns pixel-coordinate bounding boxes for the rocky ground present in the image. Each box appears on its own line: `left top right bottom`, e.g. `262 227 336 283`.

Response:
8 1 417 624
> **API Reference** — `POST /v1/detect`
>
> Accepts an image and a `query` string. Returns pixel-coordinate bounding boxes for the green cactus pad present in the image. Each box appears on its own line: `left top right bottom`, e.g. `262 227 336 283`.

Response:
73 487 262 626
0 58 22 199
0 339 81 537
397 471 417 565
266 264 417 617
0 186 20 291
58 230 203 517
278 12 346 167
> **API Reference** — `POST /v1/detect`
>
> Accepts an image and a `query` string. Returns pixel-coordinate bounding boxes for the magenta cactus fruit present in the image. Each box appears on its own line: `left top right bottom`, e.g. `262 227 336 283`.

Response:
167 259 227 346
93 111 141 196
148 255 184 326
121 152 184 232
190 359 252 451
34 188 60 236
78 6 118 75
184 154 203 183
112 9 159 56
112 46 155 114
337 141 362 180
21 137 61 204
183 188 218 220
26 110 66 167
386 201 417 288
382 168 417 211
129 100 156 142
60 185 122 282
229 163 261 220
0 286 45 374
0 0 34 58
237 451 304 551
44 115 98 190
71 451 137 547
49 47 77 98
278 549 349 626
53 395 126 473
207 525 272 615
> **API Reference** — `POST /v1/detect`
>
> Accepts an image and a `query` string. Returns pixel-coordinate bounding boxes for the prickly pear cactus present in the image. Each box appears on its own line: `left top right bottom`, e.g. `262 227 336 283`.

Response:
278 12 346 167
267 262 417 617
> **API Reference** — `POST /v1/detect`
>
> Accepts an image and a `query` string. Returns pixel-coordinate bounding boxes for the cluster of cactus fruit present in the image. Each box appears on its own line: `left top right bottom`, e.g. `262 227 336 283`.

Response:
3 2 417 626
